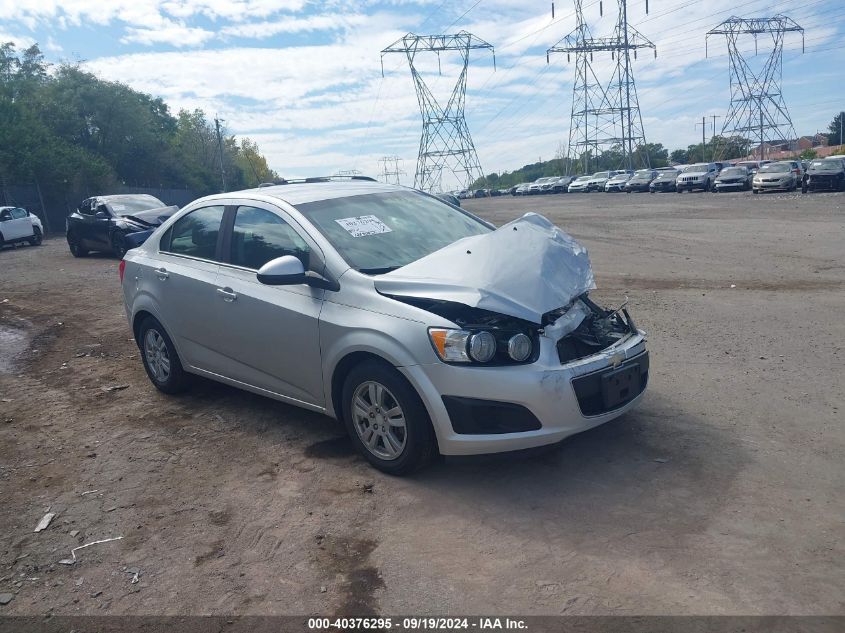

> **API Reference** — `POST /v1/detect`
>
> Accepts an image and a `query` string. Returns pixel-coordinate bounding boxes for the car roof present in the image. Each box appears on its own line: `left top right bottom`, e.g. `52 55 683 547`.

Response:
96 194 164 202
226 180 404 206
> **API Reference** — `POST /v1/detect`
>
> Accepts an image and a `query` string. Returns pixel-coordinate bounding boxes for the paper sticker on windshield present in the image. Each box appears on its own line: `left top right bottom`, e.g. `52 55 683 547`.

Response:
335 215 392 237
111 204 126 211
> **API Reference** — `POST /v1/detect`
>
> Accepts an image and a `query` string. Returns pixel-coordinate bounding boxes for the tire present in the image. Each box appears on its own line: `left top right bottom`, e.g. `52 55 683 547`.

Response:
341 360 436 475
111 231 128 259
67 233 88 257
0 232 4 249
29 226 42 246
138 317 190 394
752 189 759 195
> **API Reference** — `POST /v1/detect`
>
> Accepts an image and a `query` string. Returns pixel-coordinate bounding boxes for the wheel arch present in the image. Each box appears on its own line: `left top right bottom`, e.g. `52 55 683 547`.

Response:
330 351 395 423
132 309 157 346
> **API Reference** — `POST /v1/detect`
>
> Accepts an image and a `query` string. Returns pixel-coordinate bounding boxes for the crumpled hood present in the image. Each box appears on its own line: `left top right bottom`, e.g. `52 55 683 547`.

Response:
115 205 178 227
374 212 596 324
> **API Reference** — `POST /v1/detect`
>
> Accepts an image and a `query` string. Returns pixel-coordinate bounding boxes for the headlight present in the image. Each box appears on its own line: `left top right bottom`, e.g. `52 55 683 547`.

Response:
507 333 532 361
468 331 496 362
428 328 471 362
428 328 533 365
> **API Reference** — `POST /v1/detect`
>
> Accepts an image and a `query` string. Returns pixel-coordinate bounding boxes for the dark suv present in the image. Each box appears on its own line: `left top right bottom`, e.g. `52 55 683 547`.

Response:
66 194 177 258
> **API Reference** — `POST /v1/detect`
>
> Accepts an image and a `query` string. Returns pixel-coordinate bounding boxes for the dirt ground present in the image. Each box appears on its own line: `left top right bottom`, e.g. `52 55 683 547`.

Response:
1 189 843 617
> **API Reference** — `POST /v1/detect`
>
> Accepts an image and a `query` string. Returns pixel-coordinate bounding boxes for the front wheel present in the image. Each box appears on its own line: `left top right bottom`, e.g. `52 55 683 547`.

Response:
67 233 88 257
139 317 190 394
342 361 436 475
752 189 759 195
29 226 43 246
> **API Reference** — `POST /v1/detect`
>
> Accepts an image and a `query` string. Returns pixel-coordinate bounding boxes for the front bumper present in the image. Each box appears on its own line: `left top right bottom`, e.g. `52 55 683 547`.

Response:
401 331 648 455
754 178 791 190
714 180 746 190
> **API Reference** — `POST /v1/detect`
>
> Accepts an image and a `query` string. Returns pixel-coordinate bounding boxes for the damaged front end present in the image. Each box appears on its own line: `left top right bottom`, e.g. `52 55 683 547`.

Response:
374 212 644 368
545 295 639 364
390 291 639 368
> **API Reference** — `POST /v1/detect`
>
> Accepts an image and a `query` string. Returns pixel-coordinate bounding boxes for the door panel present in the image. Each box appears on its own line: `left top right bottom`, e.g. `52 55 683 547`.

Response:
152 205 227 373
151 254 223 372
214 266 325 405
212 204 325 406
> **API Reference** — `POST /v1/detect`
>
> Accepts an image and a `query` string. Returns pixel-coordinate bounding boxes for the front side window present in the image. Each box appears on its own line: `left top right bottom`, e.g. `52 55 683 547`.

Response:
230 206 310 270
297 191 490 273
163 205 225 260
11 208 27 219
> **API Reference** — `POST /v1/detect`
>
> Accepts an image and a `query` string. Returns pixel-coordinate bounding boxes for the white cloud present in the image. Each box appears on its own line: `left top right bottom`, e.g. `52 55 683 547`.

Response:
121 21 215 47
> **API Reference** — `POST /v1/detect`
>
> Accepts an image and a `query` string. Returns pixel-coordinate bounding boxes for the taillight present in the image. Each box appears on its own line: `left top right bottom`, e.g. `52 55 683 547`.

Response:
119 259 126 283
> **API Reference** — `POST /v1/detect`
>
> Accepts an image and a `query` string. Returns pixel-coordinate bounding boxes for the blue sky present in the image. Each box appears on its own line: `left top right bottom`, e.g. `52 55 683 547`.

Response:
2 0 844 189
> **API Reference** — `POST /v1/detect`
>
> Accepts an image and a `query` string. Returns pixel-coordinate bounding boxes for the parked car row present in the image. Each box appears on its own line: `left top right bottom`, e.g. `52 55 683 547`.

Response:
528 157 845 195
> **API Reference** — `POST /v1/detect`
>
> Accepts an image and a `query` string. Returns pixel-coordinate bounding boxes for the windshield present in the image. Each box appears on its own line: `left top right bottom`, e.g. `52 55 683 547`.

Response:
760 163 790 173
296 191 491 273
104 196 165 214
657 171 678 179
719 168 746 177
633 170 652 177
591 172 609 179
575 176 591 182
682 164 708 173
809 160 843 171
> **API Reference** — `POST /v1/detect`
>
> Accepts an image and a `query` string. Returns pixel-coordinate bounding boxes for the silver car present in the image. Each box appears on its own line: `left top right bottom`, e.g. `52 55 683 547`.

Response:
120 179 648 474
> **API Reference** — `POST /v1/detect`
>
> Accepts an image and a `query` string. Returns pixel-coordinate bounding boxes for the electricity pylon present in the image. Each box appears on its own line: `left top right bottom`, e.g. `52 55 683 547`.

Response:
547 0 655 175
381 32 495 192
706 15 804 161
378 156 405 185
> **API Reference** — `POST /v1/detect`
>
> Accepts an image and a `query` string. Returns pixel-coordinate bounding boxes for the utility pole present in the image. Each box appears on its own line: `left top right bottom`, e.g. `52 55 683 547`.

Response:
695 117 706 161
548 0 656 174
711 114 721 160
381 32 495 192
840 110 844 147
214 117 227 192
707 16 804 161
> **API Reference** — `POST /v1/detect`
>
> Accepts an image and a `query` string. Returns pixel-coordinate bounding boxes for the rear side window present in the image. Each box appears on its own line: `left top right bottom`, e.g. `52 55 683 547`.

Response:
162 205 225 260
229 206 310 270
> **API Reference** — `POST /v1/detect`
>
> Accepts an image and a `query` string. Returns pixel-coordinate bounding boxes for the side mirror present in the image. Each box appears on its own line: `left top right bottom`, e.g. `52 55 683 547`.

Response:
95 210 110 220
257 255 306 286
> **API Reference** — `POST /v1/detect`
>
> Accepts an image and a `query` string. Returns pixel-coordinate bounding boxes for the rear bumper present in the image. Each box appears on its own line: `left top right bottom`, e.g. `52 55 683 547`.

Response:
401 332 648 455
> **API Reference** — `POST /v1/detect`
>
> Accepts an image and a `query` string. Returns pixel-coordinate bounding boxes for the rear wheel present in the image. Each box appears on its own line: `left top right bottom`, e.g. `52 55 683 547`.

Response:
342 360 436 475
67 233 88 257
29 226 42 246
139 317 189 394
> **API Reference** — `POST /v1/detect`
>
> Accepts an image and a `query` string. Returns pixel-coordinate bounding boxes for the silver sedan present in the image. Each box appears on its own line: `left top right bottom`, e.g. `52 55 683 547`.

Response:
120 179 648 474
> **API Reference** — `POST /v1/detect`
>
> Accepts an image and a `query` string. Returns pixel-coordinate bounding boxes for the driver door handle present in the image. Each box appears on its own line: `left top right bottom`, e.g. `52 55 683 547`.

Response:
155 268 169 280
216 287 238 302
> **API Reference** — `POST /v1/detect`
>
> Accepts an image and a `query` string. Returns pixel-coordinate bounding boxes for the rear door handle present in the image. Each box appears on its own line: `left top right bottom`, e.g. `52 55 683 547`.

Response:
216 287 238 302
155 268 169 280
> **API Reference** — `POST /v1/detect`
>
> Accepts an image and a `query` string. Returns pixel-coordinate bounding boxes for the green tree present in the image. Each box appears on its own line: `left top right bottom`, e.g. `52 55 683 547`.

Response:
828 111 844 146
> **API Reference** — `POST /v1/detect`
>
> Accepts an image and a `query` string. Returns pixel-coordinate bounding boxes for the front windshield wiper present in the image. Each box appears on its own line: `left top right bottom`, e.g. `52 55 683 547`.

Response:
358 266 402 275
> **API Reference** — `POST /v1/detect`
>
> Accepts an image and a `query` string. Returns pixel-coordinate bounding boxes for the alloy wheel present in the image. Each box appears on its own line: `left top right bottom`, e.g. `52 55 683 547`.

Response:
144 328 171 383
351 381 407 460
